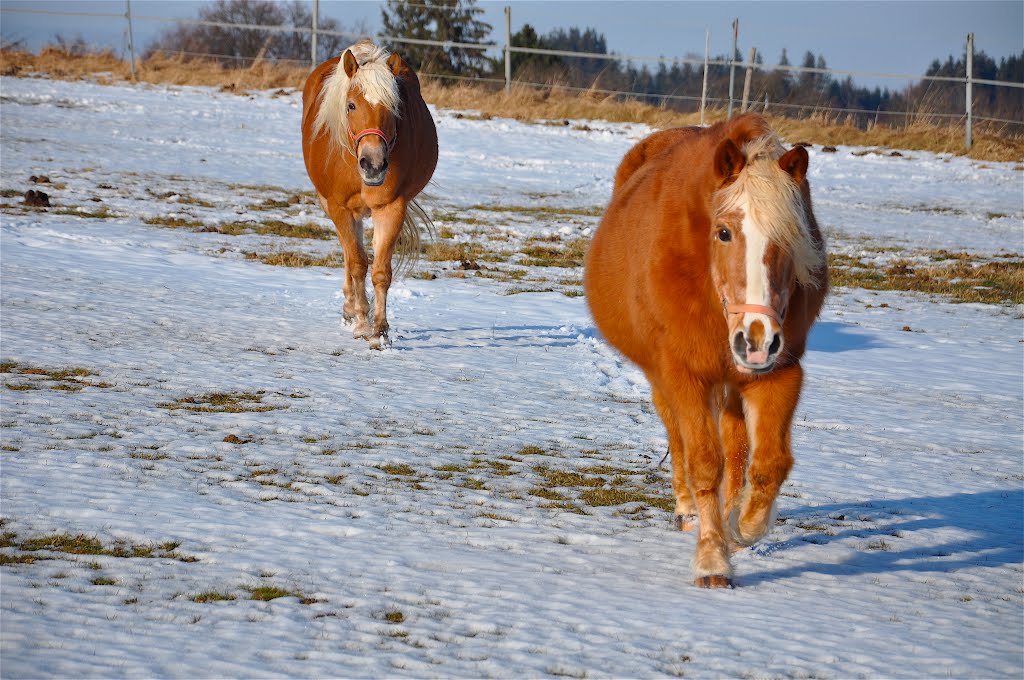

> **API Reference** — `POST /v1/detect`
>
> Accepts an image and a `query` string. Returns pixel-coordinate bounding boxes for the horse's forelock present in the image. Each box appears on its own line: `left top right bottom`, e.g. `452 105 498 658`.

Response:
714 133 825 288
312 41 401 154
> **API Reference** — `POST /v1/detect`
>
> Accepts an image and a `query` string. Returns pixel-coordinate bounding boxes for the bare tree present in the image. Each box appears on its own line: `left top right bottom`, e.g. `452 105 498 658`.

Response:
145 0 357 65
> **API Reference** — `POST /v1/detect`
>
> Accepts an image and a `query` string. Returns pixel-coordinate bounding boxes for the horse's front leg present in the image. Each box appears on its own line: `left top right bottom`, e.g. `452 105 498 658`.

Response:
719 383 749 526
367 199 407 349
322 196 370 339
661 378 732 588
730 362 802 547
652 386 697 531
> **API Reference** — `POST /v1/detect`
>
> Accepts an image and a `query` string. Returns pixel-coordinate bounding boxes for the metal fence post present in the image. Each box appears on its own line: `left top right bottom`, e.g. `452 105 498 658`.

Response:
741 46 755 112
125 0 136 81
727 17 737 117
700 29 709 125
311 0 319 69
966 32 973 152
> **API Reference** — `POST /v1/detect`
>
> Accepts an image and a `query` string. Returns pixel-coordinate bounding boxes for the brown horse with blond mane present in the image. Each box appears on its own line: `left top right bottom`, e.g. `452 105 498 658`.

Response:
585 113 828 588
302 40 437 348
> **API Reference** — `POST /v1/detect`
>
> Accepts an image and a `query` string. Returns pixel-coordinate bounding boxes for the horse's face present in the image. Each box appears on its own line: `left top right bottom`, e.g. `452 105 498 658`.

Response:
343 50 402 187
710 140 809 375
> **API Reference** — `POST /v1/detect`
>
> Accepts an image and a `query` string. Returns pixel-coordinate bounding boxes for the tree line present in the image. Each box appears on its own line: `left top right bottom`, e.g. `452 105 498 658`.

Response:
145 0 1022 125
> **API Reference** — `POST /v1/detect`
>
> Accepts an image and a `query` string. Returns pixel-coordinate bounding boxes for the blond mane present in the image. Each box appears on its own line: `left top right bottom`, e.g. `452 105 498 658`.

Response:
312 40 402 155
714 133 825 287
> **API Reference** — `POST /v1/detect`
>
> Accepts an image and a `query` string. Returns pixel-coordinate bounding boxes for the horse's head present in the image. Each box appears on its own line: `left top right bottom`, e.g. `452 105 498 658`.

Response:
709 135 820 375
341 47 403 187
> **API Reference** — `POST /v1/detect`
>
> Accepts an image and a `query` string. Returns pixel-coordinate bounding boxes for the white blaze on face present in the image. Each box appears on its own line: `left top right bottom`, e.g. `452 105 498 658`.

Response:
737 194 774 334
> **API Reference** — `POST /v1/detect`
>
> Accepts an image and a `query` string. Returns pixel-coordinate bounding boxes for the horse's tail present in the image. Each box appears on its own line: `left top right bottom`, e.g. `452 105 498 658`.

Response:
393 198 434 278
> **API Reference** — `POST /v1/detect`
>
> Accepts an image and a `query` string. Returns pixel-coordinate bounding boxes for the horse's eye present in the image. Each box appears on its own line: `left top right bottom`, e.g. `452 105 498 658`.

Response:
717 228 732 242
347 101 356 111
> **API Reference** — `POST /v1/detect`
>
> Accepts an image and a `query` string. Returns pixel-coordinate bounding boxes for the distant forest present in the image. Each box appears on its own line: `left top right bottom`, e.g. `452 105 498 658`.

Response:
143 0 1023 125
496 24 1023 124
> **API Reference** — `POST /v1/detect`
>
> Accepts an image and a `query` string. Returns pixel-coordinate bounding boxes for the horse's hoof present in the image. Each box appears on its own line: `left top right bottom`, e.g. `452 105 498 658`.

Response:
674 513 697 532
368 333 390 350
694 575 734 589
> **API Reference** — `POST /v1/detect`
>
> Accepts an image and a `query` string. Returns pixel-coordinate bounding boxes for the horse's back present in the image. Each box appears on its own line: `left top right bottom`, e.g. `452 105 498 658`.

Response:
612 126 701 194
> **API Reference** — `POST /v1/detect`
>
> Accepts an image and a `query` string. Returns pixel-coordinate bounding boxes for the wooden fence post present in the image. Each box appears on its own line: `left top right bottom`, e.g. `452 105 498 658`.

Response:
700 29 709 125
125 0 136 81
741 46 755 112
505 6 512 95
311 0 319 69
727 17 737 117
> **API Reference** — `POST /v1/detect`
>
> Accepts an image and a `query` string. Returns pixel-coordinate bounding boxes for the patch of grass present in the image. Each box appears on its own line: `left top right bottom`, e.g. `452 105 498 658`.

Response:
384 610 405 623
516 445 547 456
12 532 194 561
529 487 568 501
129 451 169 461
579 488 675 512
219 220 333 240
0 553 45 565
243 250 341 268
470 204 603 218
144 215 205 229
249 585 318 604
830 254 1023 305
518 239 589 268
378 463 416 476
158 390 281 413
91 576 117 586
578 464 636 475
535 466 605 488
54 207 115 219
478 512 516 522
461 478 488 490
434 463 468 473
193 591 237 603
0 362 111 391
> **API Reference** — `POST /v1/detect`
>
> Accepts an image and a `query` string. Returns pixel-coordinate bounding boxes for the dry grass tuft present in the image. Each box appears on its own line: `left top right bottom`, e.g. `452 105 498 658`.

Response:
830 253 1023 305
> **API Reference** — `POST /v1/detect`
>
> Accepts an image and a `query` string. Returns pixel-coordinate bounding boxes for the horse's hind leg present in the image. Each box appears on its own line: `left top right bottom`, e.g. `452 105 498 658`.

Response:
323 197 370 338
653 386 696 531
367 199 407 349
730 363 802 547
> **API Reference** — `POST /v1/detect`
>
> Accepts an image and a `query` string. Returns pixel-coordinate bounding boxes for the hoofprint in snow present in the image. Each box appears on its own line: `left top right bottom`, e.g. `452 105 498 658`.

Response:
0 76 1021 678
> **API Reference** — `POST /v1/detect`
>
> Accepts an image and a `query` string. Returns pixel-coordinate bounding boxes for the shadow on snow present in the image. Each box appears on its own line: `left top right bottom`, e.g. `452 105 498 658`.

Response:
743 488 1023 585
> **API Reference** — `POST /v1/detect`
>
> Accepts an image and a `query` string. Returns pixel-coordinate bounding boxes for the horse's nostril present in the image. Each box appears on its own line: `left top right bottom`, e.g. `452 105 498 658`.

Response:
732 332 746 357
768 334 782 356
359 157 372 172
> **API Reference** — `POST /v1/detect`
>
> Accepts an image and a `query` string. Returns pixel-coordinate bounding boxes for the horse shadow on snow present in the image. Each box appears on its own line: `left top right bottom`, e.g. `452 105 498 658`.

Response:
743 488 1023 585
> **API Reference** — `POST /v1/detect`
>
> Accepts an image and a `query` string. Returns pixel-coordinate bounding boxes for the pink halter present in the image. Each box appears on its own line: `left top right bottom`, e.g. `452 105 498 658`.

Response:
726 303 783 325
348 127 394 151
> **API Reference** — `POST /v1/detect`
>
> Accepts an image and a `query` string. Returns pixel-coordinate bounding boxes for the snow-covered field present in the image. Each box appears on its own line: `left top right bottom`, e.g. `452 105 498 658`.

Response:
1 76 1021 678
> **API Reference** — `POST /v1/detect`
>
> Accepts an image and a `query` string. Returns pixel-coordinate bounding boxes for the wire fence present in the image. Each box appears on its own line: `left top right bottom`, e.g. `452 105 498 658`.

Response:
3 3 1022 147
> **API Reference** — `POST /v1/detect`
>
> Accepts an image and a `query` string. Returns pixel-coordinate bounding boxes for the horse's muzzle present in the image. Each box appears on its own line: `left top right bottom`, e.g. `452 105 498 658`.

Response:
731 329 783 374
359 156 389 186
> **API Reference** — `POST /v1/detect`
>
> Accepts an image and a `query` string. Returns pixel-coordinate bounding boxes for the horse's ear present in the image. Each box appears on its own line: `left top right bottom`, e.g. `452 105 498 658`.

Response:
779 146 809 185
714 139 745 186
386 52 404 76
342 49 358 78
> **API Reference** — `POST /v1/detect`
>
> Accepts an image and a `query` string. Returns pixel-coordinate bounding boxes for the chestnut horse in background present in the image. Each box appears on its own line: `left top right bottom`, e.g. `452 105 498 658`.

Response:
585 114 828 588
302 40 437 349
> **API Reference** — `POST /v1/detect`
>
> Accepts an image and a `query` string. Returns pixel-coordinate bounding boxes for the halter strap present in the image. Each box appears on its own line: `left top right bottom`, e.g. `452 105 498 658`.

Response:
726 303 783 325
348 127 393 150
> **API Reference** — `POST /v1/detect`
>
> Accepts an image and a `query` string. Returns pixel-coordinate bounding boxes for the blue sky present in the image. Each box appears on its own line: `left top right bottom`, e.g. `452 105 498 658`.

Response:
2 1 1022 90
